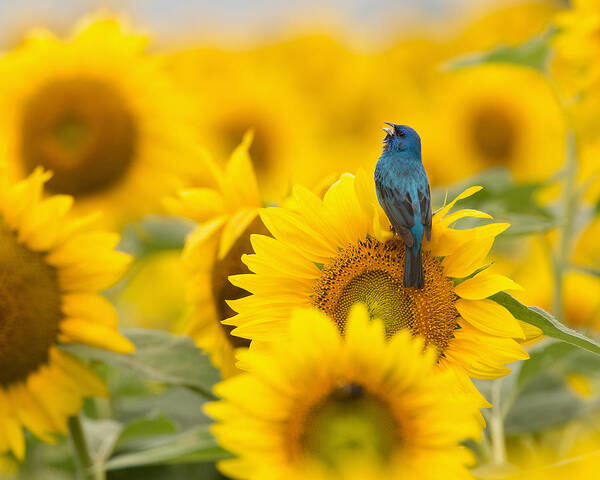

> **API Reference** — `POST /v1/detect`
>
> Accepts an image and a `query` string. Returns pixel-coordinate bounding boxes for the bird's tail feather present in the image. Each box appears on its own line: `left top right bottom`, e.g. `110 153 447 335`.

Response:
403 245 424 289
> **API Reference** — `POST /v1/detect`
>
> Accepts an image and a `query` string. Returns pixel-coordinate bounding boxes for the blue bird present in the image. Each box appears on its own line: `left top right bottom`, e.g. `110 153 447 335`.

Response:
374 123 432 289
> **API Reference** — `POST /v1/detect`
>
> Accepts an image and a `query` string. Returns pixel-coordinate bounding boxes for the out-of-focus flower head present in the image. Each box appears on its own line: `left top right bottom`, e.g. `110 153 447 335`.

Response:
166 133 266 378
0 14 206 226
428 64 564 186
0 167 133 459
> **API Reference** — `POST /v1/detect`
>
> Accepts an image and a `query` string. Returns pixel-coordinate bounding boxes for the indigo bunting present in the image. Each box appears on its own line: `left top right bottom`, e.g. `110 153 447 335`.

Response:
374 123 432 289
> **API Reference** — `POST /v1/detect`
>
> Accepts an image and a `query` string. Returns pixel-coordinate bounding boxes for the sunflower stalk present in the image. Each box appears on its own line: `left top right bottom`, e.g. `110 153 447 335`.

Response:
68 415 105 480
489 378 507 466
552 128 578 320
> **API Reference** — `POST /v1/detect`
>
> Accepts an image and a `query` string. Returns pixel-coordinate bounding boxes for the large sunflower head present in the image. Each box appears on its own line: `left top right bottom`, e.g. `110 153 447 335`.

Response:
430 64 564 183
167 133 268 378
227 170 531 392
0 167 133 459
0 15 203 224
207 305 482 480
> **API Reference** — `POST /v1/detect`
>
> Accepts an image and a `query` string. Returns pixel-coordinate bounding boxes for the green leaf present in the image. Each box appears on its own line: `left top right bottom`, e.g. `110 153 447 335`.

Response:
64 329 220 399
504 374 583 435
81 417 123 466
103 426 230 471
116 415 178 449
491 292 600 355
443 26 556 73
517 341 577 388
119 214 195 257
113 386 212 430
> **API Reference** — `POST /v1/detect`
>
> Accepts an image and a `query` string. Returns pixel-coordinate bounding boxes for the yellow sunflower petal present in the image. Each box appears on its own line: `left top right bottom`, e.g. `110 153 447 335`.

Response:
50 349 107 398
442 236 495 278
59 318 134 353
0 392 25 459
62 293 118 327
456 298 525 339
454 271 523 299
434 186 483 221
218 209 260 259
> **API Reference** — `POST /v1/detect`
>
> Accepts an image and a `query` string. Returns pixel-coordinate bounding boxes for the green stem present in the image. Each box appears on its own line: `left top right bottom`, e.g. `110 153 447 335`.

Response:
552 129 578 321
490 379 507 466
68 415 103 480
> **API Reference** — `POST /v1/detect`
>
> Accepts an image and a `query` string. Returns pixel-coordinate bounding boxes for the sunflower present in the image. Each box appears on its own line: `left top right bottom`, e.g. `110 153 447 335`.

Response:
206 305 482 480
227 170 530 392
166 133 268 378
167 47 322 200
0 15 203 225
0 168 133 459
429 64 564 184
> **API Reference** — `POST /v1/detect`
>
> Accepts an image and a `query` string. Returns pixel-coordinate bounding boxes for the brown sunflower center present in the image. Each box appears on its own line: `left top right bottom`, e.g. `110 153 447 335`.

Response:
299 383 399 470
21 76 138 197
211 215 269 349
469 105 519 166
313 237 458 353
0 220 62 387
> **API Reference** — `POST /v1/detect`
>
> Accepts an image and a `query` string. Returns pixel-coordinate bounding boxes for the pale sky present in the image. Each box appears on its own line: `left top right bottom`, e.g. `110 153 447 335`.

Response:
0 0 544 48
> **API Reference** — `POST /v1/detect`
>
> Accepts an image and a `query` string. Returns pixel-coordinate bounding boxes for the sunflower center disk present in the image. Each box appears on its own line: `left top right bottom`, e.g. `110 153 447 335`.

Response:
313 237 458 353
470 106 518 165
0 221 62 387
300 384 398 470
211 216 269 349
21 76 138 196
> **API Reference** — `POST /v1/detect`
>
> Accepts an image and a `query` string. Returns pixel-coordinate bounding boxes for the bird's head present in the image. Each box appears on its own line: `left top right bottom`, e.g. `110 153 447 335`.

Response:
382 123 421 157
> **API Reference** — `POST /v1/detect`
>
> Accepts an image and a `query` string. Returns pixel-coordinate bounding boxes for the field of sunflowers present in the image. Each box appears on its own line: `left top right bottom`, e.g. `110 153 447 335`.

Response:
0 1 600 479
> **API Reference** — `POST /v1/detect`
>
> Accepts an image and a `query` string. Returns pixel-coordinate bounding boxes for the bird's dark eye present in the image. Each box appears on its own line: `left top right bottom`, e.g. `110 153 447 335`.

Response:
397 130 405 137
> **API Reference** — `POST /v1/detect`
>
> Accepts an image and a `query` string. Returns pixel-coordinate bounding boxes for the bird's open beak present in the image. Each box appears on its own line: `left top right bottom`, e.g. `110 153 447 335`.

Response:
383 127 393 135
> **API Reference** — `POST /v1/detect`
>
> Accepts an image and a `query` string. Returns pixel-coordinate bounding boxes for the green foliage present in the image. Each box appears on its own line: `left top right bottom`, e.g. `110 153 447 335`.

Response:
492 292 600 356
119 215 195 258
65 329 221 399
443 27 556 74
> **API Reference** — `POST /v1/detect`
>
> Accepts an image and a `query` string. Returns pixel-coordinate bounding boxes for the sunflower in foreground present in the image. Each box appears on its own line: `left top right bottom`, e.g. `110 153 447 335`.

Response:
207 305 482 480
166 133 268 377
0 168 133 459
227 171 532 392
0 16 201 224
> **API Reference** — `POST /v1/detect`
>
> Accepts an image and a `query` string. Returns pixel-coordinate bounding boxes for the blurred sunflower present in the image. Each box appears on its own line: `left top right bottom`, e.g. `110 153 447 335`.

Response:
227 171 530 393
0 168 133 459
493 234 600 331
166 133 267 378
206 305 482 480
0 16 202 224
553 0 600 89
430 64 564 184
167 47 321 199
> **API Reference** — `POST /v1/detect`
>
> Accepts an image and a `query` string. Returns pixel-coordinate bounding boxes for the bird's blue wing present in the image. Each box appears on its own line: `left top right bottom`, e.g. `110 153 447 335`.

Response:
375 177 416 248
419 184 432 241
